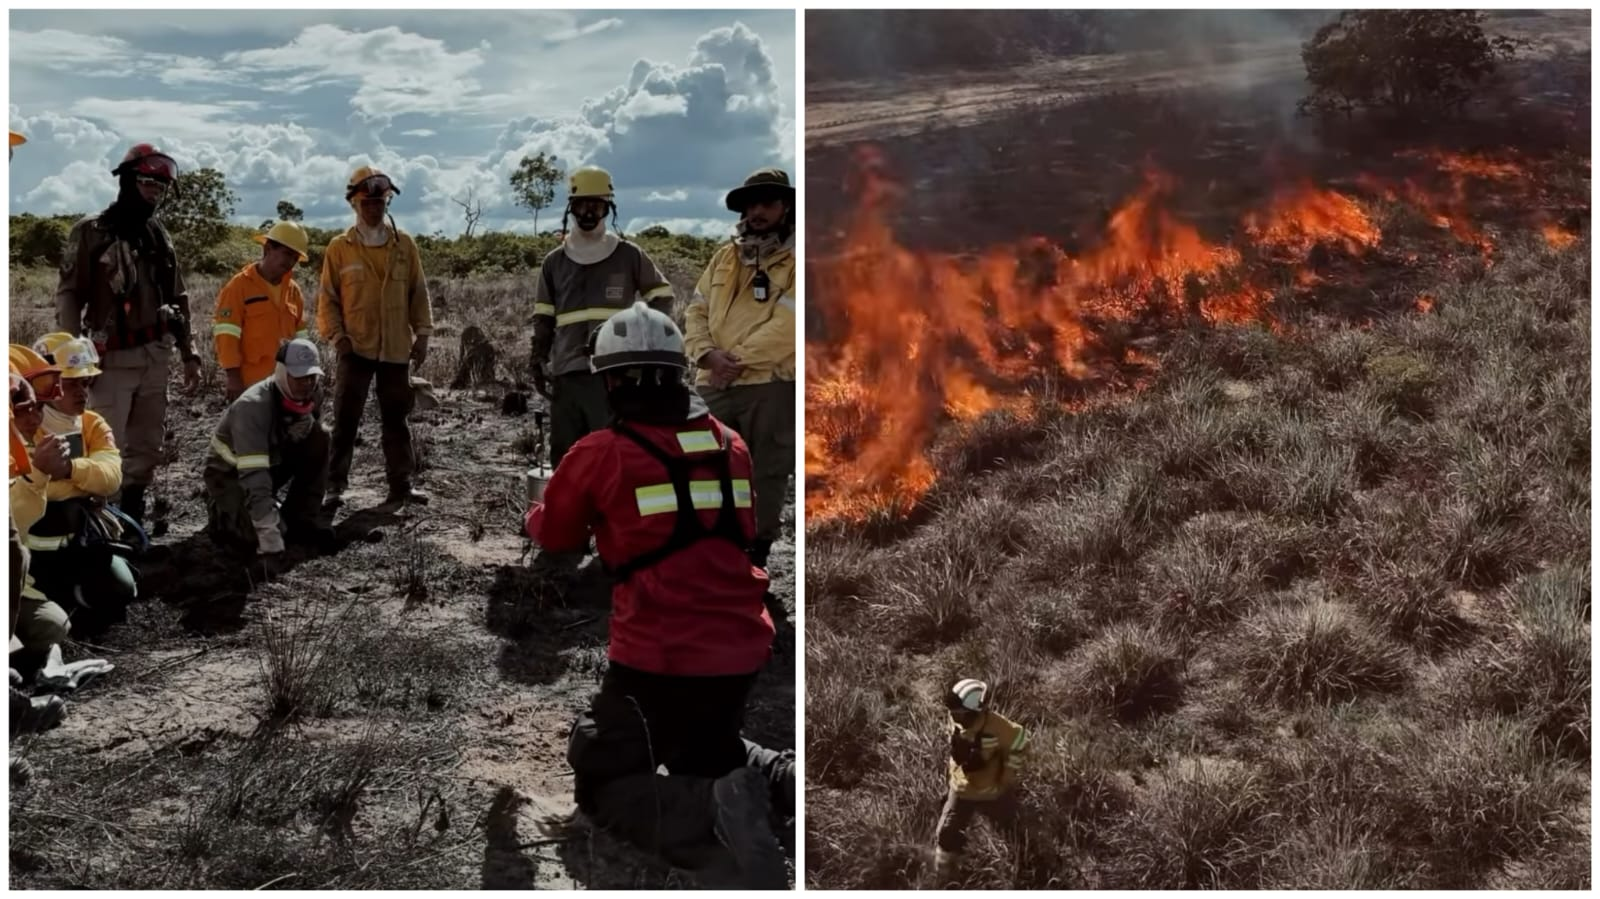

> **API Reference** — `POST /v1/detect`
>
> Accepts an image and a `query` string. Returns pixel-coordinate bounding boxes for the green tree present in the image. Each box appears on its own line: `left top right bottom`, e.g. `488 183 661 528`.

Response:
159 167 238 264
1299 11 1519 118
276 199 304 221
509 152 563 235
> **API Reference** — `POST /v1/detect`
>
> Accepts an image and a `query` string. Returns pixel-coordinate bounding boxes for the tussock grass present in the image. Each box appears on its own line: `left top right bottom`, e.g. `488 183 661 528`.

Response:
810 224 1591 888
1230 593 1409 705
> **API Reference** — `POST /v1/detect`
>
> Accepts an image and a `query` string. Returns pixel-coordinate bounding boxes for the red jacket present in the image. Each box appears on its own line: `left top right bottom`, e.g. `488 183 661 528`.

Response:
525 414 774 676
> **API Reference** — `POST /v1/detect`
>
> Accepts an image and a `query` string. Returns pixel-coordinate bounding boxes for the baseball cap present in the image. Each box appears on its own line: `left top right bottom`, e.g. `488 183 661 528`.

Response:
275 338 324 377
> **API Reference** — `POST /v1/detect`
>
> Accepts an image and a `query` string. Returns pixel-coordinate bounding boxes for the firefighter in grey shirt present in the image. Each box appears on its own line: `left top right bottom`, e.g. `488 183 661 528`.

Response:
529 166 676 466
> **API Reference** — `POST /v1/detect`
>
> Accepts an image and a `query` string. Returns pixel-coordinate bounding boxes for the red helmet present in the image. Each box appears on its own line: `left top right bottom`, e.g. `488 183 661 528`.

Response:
112 143 179 181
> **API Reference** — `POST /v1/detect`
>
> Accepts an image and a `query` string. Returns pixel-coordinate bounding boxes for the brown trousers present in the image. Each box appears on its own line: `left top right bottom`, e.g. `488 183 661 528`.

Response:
936 788 1020 853
88 342 173 490
701 380 795 542
328 353 414 493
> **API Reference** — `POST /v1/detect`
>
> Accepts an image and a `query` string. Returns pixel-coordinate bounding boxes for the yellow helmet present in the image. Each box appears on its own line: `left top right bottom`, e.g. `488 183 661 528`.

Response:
34 333 101 379
8 131 25 148
346 165 400 200
9 345 57 381
569 166 614 201
255 220 311 263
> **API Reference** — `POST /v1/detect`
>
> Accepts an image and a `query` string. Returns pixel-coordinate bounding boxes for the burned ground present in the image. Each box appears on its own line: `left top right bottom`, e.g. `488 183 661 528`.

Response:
7 274 796 889
804 11 1589 891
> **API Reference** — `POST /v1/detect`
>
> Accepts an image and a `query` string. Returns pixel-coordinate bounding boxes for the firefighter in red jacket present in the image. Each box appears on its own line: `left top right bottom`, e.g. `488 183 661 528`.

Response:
524 301 792 888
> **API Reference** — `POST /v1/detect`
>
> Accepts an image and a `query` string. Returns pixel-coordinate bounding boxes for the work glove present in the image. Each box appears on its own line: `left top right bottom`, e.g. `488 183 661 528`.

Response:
410 335 430 368
531 363 553 401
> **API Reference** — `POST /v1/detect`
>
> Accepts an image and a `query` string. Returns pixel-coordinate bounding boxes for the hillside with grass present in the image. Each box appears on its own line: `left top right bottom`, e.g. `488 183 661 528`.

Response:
804 10 1588 890
807 234 1588 889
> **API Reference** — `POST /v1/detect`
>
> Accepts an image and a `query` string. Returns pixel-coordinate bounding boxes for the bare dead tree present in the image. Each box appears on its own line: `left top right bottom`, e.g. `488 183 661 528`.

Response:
453 187 484 238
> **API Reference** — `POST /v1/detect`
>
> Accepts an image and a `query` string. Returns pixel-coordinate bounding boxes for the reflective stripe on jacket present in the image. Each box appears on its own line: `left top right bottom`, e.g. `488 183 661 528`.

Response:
524 414 774 676
214 262 308 387
316 227 432 363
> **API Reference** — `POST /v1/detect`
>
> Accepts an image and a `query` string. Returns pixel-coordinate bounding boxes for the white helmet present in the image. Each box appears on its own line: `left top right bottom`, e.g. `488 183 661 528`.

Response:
950 678 987 711
589 301 687 374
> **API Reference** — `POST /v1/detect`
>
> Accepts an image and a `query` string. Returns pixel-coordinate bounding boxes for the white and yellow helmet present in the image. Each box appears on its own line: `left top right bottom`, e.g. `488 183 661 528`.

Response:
33 332 101 378
589 301 686 374
949 678 987 711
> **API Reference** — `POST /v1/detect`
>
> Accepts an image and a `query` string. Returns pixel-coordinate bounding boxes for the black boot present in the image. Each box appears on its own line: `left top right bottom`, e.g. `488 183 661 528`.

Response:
748 538 773 570
118 484 147 527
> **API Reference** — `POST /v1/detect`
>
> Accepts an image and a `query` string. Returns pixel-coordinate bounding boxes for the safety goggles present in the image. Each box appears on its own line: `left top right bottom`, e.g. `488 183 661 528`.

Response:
131 153 179 182
349 174 399 199
135 174 172 191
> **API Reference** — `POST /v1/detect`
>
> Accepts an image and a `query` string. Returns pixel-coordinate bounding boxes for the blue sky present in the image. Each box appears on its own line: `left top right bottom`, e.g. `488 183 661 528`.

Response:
9 10 794 238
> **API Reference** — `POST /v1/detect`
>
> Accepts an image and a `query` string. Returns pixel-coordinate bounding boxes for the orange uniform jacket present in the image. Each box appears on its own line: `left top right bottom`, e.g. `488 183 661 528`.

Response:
213 262 308 388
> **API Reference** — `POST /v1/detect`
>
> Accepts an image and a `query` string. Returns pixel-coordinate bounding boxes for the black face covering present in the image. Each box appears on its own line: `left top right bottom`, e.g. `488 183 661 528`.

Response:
606 373 692 425
105 174 159 241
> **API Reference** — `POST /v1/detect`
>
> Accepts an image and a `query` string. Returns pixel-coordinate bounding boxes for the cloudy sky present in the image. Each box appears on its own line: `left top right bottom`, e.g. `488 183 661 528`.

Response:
9 10 794 238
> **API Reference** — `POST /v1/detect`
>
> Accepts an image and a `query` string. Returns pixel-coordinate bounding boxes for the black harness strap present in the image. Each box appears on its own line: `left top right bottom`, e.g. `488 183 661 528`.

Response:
609 422 747 581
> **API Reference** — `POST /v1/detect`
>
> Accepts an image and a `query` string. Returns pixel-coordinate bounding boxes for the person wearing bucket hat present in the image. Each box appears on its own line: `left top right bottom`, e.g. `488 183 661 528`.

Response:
524 301 792 888
933 677 1029 884
17 334 142 635
214 221 314 400
683 167 797 572
318 164 433 511
526 164 675 579
56 141 199 529
204 337 337 577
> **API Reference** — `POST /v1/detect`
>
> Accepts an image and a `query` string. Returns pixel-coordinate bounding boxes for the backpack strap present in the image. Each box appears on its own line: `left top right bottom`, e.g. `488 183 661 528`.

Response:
609 422 747 581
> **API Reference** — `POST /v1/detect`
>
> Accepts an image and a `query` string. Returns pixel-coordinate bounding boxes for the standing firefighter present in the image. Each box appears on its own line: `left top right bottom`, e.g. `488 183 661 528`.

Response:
684 168 796 569
524 302 793 888
56 142 200 527
935 677 1029 882
529 165 676 467
214 220 312 400
204 339 336 577
317 166 432 510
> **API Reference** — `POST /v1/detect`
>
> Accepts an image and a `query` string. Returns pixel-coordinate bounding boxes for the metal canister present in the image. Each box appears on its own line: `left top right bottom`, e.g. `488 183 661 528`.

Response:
526 464 552 503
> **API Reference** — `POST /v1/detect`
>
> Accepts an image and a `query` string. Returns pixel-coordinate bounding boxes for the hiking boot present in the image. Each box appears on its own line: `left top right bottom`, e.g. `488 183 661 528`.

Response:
933 848 961 885
711 767 788 889
117 484 147 527
769 749 796 819
10 688 66 736
385 485 429 507
287 523 339 555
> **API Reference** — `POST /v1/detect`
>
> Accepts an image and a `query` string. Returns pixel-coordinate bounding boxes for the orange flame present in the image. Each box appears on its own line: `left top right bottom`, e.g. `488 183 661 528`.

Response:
808 146 1566 524
1542 222 1578 250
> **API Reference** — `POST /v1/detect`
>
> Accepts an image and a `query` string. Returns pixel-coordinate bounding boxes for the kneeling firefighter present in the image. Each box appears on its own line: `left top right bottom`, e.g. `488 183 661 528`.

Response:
523 301 793 888
203 338 336 578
